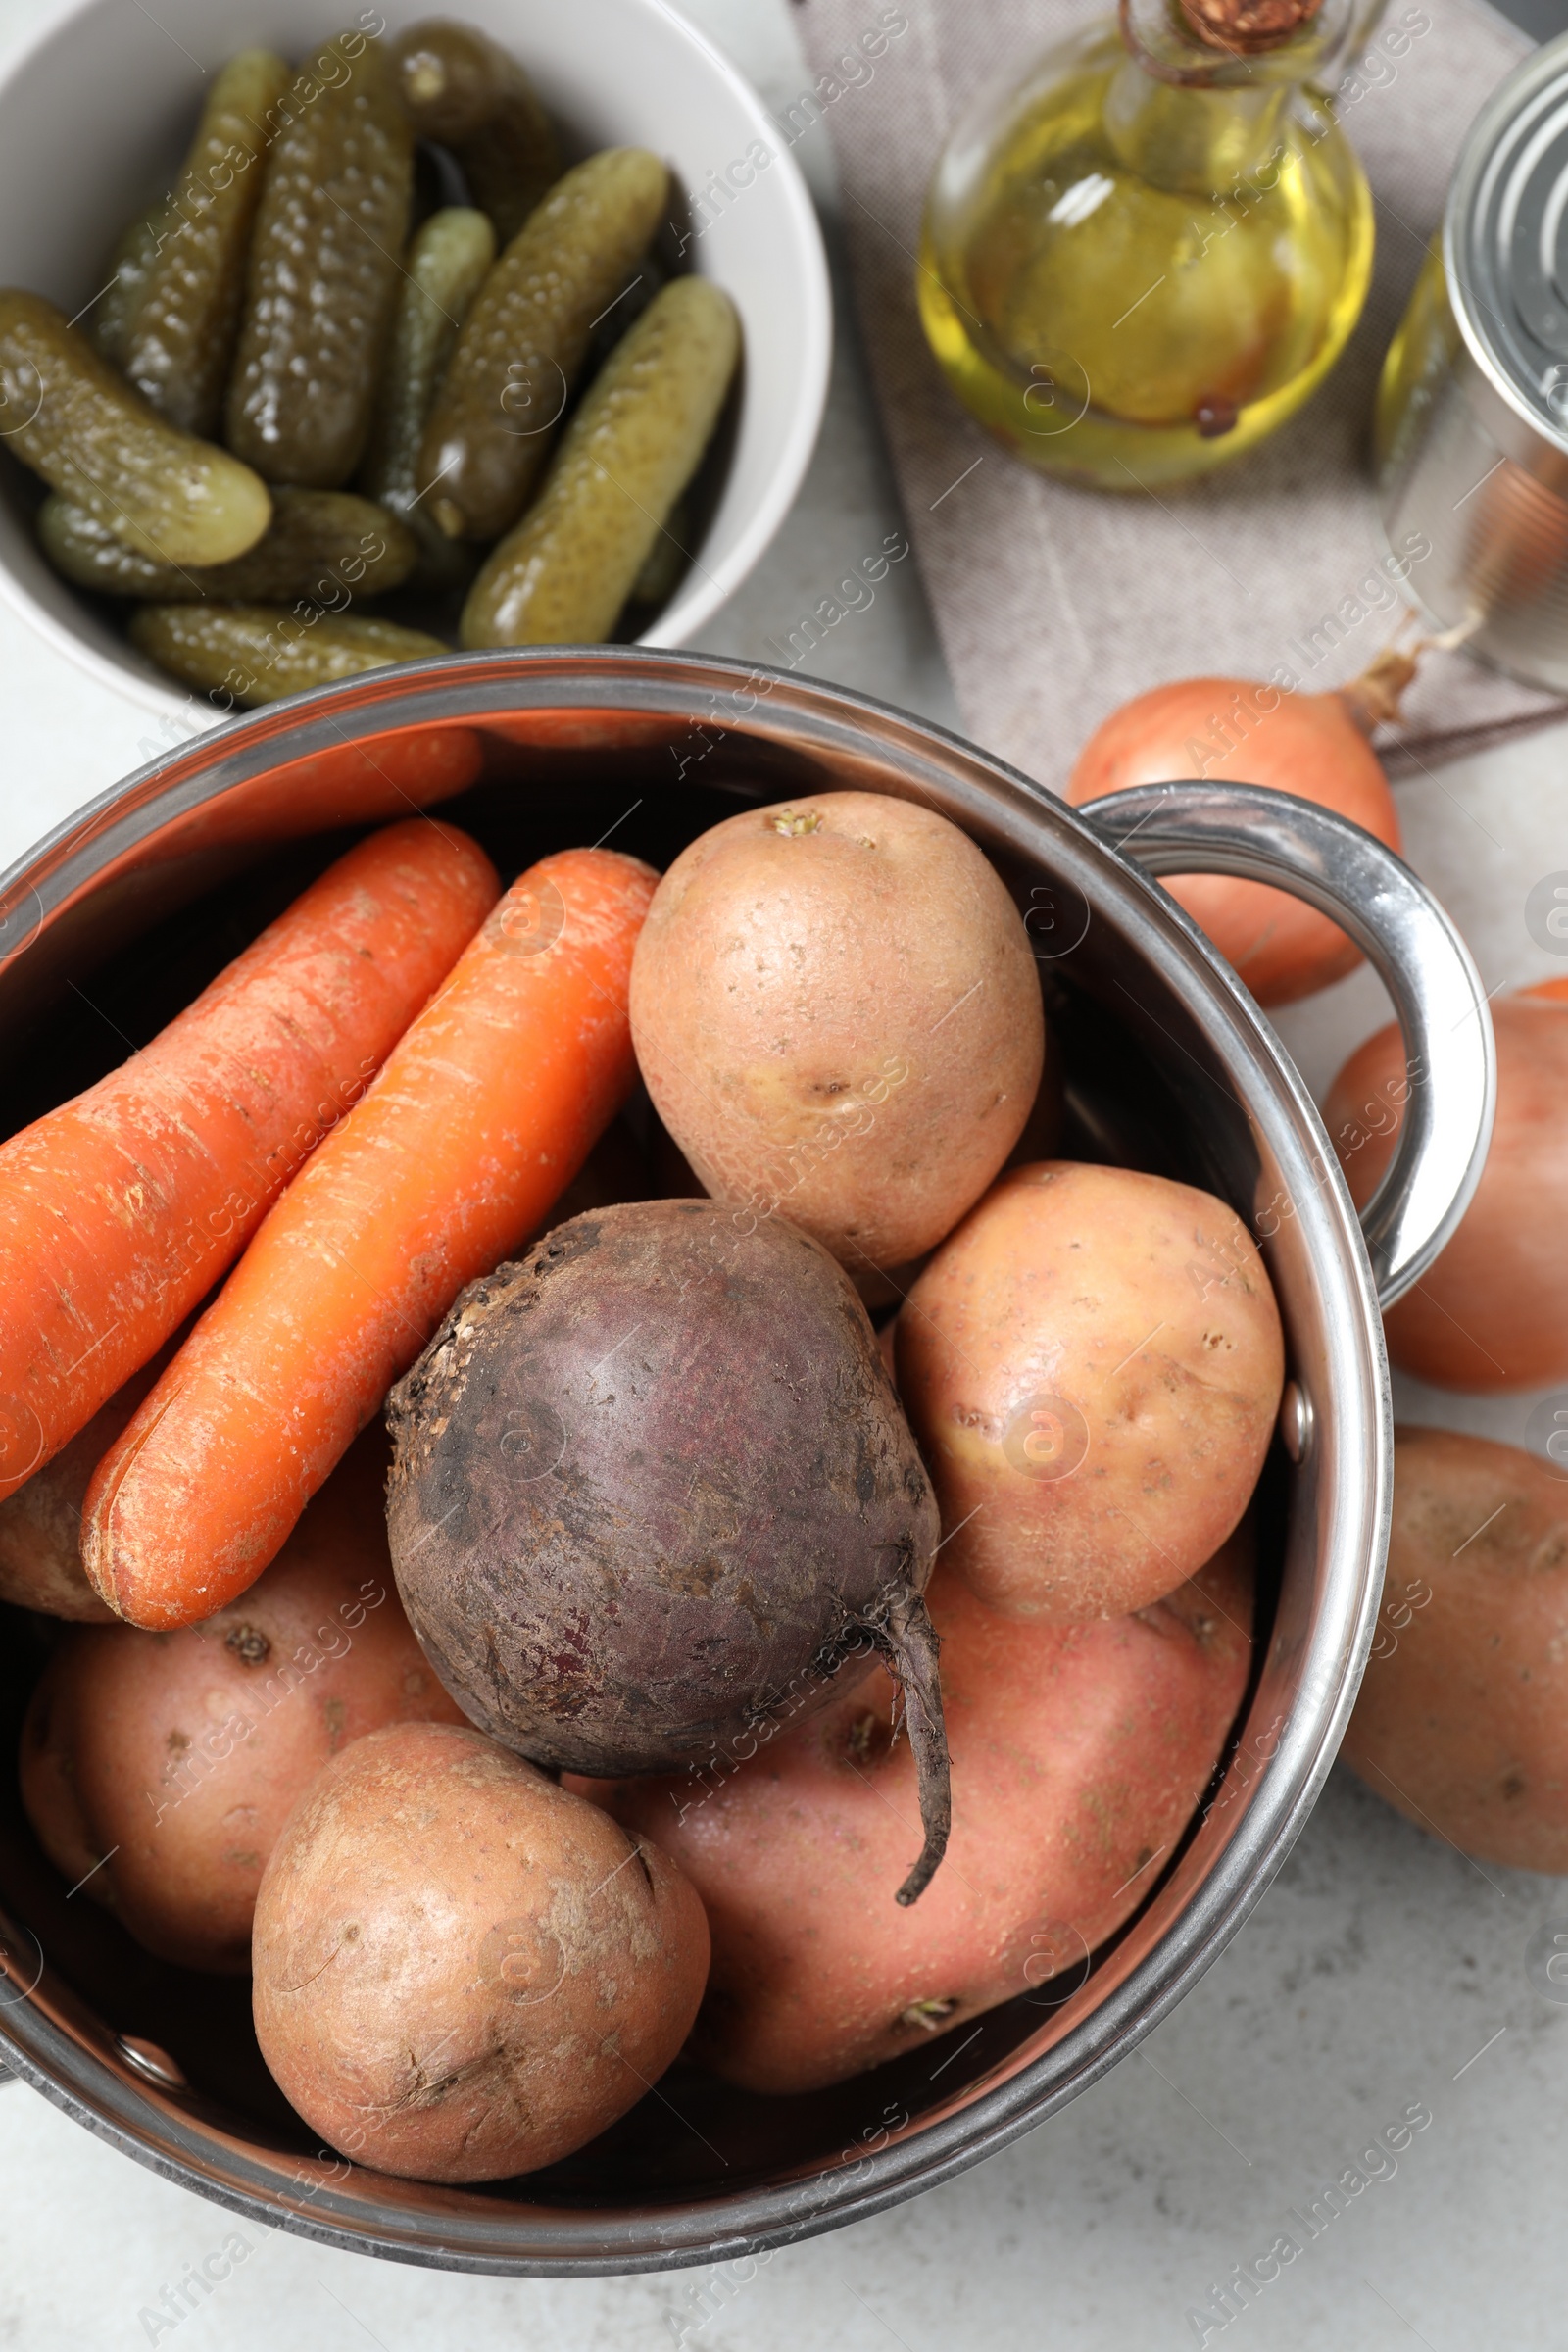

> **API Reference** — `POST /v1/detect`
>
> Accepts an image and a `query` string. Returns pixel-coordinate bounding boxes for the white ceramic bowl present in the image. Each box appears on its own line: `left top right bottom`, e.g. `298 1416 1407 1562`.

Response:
0 0 831 717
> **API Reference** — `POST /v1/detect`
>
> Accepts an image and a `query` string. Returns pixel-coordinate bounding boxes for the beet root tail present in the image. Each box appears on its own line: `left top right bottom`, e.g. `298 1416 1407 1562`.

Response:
866 1580 951 1905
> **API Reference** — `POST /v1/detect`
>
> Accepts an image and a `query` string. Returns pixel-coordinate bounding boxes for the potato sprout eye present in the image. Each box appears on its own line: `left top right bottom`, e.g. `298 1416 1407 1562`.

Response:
900 1996 958 2032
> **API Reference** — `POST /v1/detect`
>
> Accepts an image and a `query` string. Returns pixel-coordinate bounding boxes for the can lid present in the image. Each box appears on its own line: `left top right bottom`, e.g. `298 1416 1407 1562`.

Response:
1446 31 1568 457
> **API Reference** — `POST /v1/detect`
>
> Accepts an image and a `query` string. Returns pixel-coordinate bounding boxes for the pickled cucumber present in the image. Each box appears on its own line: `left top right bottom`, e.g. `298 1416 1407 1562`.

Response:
128 604 446 705
0 290 270 566
117 49 291 437
92 214 165 368
359 207 495 526
626 498 690 609
391 20 563 246
226 32 415 488
461 276 739 648
417 146 668 541
40 488 416 603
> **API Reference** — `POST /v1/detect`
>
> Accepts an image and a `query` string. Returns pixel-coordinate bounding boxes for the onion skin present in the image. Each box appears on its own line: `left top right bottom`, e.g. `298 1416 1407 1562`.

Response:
1325 987 1568 1392
1067 674 1402 1008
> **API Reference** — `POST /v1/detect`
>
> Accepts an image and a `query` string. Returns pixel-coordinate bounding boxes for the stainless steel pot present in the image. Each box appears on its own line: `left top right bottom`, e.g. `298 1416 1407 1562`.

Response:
0 649 1493 2276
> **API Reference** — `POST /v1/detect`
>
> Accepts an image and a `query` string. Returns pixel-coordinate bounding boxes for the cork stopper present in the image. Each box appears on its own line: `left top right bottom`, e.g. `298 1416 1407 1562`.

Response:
1176 0 1325 53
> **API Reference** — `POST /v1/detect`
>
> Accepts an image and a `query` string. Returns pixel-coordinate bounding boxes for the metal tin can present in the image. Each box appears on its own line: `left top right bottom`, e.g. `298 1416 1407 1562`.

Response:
1377 32 1568 692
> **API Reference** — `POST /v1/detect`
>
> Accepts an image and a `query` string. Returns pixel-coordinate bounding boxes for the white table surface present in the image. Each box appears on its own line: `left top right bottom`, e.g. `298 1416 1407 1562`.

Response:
2 2 1568 2346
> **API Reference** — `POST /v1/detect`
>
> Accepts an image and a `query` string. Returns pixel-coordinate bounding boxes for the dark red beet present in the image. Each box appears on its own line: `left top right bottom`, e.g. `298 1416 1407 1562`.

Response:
385 1200 951 1901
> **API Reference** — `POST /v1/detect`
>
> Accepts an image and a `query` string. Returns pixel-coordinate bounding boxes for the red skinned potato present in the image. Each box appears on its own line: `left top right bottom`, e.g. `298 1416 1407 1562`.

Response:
19 1436 465 1972
896 1161 1284 1619
574 1538 1251 2095
1343 1427 1568 1871
252 1721 710 2181
628 791 1045 1279
1065 673 1402 1007
1326 986 1568 1390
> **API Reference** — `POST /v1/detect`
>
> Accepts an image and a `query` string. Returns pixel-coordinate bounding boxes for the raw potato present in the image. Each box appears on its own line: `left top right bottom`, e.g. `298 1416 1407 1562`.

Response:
0 1349 176 1620
19 1437 465 1971
1343 1427 1568 1871
896 1161 1284 1619
1327 986 1568 1390
1005 996 1066 1169
576 1539 1251 2094
252 1720 710 2180
628 792 1046 1276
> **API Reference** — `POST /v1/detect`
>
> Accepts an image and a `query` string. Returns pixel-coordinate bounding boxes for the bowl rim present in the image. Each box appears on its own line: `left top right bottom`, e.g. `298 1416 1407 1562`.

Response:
0 0 834 715
0 647 1390 2274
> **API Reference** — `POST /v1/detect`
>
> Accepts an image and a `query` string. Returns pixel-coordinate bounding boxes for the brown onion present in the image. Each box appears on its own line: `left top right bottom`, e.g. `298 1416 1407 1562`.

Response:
1066 650 1410 1007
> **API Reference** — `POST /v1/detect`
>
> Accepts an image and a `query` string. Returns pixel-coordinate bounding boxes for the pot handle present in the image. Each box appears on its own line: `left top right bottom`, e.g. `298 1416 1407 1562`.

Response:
1076 781 1495 1311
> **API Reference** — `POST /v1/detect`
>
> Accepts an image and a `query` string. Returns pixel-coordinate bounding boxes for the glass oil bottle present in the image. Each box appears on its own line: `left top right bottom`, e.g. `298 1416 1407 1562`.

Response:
918 0 1378 489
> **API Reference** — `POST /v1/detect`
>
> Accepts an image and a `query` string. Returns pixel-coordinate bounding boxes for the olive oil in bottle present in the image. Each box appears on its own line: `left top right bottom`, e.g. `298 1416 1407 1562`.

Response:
918 0 1376 488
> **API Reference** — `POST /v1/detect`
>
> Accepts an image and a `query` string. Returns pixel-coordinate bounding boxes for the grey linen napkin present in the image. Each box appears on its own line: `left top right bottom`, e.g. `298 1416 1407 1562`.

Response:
790 0 1561 784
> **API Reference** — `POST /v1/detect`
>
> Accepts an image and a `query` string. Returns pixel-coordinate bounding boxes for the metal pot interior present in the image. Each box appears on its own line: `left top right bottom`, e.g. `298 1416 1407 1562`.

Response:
0 654 1385 2271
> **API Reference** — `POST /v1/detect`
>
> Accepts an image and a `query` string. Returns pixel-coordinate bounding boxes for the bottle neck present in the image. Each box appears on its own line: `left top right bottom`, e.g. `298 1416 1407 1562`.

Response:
1102 59 1290 195
1103 0 1359 195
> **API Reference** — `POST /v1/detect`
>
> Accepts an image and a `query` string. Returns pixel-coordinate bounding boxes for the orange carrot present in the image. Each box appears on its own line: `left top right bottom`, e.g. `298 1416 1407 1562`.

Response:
83 847 658 1630
0 821 498 1504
